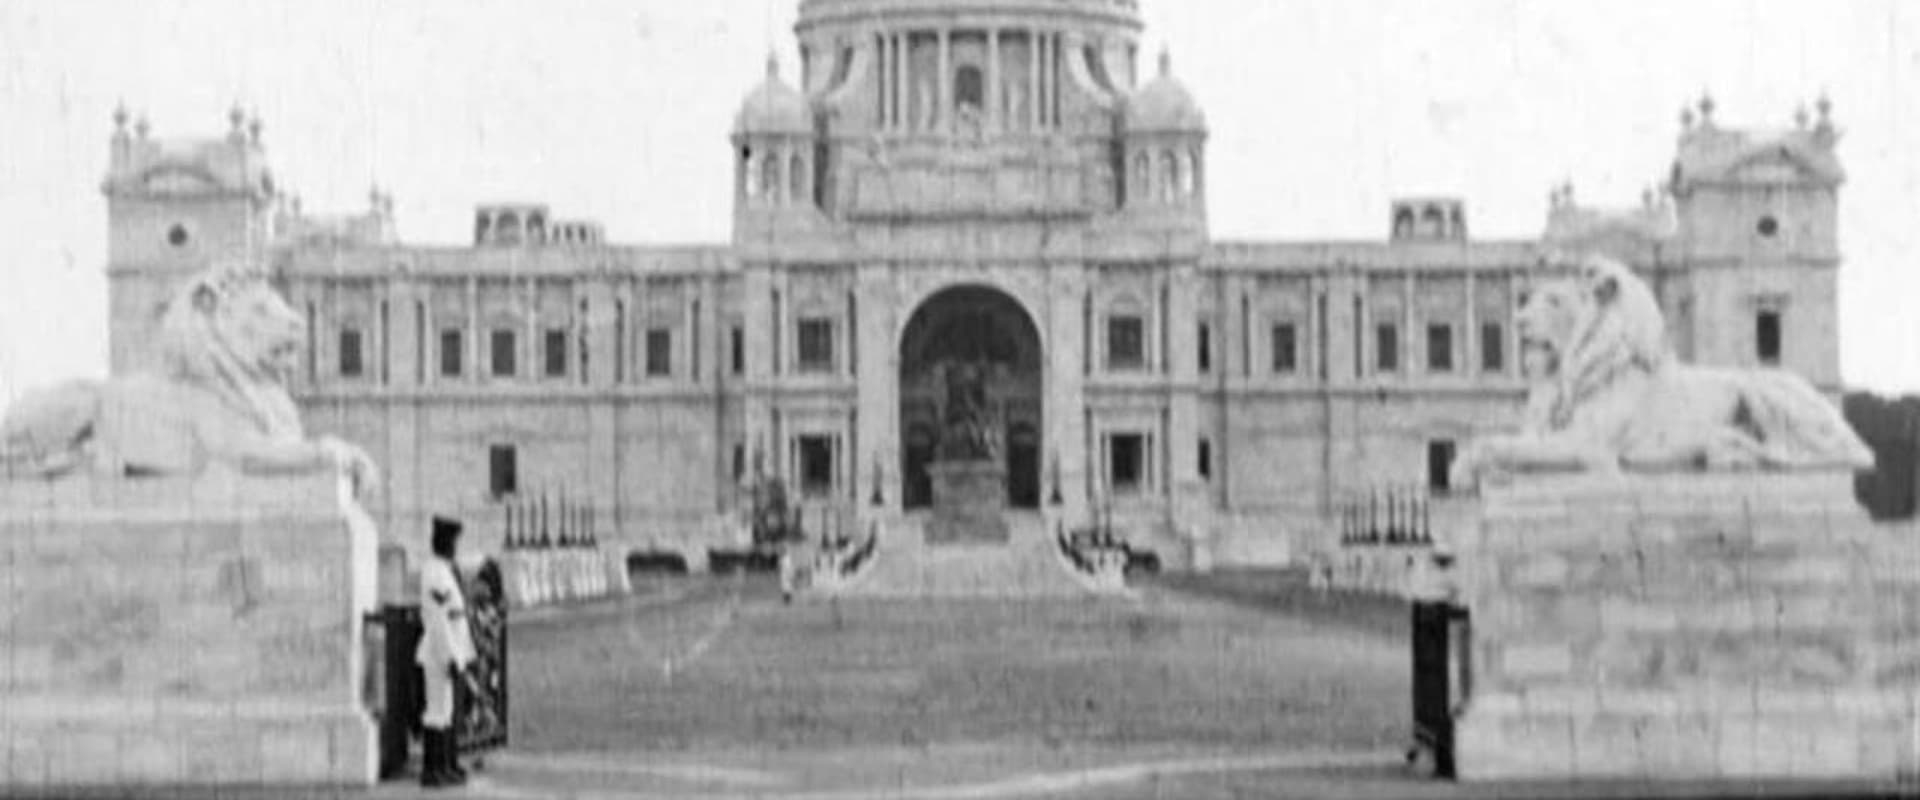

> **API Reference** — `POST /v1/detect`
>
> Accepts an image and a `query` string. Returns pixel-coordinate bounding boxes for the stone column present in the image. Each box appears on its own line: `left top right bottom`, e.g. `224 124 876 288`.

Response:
938 29 952 134
465 276 479 384
523 276 537 381
853 263 894 513
1465 269 1479 379
1402 272 1415 377
1046 265 1090 521
742 265 775 491
1167 262 1200 488
987 29 1001 132
1028 29 1041 131
895 33 909 134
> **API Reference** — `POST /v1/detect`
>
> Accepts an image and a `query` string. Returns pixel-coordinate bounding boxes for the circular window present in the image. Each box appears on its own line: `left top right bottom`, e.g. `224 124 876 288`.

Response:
1756 216 1780 238
166 224 190 247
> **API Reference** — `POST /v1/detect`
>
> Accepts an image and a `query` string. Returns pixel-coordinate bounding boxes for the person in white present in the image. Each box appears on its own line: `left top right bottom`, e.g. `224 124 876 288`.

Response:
417 516 477 789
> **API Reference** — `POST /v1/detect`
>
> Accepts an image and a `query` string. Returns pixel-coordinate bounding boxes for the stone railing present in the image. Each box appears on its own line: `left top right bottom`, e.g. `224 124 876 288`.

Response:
1055 519 1127 591
808 518 882 592
1312 485 1466 597
495 495 629 610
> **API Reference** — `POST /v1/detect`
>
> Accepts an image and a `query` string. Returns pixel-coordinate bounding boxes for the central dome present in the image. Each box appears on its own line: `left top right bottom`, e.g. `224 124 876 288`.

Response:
797 0 1141 29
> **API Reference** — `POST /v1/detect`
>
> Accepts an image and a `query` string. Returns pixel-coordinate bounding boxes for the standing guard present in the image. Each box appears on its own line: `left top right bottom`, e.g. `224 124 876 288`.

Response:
418 516 478 789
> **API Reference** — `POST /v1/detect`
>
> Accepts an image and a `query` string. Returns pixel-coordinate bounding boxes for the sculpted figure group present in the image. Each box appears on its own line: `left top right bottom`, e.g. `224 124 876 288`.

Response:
1451 254 1873 488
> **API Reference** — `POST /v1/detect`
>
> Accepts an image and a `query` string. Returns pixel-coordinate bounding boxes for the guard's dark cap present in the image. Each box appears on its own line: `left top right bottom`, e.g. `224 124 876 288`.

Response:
431 516 463 555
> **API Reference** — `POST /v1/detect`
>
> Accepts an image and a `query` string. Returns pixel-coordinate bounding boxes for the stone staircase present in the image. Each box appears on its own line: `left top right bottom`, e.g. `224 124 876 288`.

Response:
831 512 1123 598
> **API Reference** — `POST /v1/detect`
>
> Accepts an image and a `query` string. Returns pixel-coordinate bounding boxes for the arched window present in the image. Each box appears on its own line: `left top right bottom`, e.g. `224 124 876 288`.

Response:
1133 152 1152 202
789 153 807 202
742 149 761 198
494 212 522 245
1393 207 1415 239
1421 205 1446 238
760 151 783 203
1176 151 1196 197
955 65 984 113
527 212 547 244
1161 150 1180 203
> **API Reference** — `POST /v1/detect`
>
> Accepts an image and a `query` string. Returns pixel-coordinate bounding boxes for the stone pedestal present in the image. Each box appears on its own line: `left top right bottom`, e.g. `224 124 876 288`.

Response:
1454 472 1920 782
0 471 380 788
925 460 1009 545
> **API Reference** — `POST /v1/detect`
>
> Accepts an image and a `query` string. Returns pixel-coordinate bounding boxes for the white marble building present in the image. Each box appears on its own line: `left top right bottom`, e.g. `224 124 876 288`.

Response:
101 0 1847 569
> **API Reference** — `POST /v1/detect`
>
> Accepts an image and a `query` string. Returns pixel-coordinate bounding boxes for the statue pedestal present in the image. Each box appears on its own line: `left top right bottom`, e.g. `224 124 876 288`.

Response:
1453 472 1920 782
0 471 379 788
925 460 1009 545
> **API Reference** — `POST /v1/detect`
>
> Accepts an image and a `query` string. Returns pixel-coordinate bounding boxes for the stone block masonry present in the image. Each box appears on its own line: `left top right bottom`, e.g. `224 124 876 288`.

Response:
1454 472 1920 782
0 471 379 788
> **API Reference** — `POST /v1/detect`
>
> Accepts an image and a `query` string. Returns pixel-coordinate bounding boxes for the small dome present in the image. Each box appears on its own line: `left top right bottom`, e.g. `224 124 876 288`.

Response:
1127 50 1205 133
734 54 812 136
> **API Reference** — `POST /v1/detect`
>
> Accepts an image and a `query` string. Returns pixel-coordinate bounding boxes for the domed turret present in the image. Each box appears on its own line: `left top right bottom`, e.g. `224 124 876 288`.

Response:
1121 49 1206 214
733 54 812 136
1126 50 1205 134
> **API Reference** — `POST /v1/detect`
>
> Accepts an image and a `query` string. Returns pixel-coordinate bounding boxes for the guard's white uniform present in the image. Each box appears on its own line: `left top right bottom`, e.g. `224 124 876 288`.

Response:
417 557 477 728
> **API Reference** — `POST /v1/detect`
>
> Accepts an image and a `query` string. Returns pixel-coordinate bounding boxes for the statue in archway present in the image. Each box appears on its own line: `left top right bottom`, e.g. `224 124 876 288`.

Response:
938 360 1000 462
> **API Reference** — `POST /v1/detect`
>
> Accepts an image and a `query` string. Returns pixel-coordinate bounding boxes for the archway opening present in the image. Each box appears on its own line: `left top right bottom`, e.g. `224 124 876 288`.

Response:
899 286 1044 511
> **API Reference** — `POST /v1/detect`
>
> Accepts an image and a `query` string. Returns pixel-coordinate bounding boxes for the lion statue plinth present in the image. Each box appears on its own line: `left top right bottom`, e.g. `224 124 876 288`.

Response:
1450 254 1872 489
0 262 378 500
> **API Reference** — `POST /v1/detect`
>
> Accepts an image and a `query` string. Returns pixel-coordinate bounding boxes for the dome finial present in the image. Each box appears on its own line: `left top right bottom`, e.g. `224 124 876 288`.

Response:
228 101 245 130
1816 90 1832 121
1697 89 1715 122
112 100 129 131
1158 47 1172 78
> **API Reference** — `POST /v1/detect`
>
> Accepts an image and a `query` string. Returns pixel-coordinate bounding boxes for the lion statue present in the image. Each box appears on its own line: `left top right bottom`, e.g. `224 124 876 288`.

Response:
1450 254 1872 489
0 261 378 500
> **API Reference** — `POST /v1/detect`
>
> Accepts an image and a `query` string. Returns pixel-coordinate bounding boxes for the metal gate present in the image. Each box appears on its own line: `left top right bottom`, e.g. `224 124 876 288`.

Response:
457 560 509 752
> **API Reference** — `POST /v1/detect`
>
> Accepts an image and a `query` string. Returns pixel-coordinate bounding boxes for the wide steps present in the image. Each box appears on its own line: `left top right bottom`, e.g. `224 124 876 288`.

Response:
834 514 1106 598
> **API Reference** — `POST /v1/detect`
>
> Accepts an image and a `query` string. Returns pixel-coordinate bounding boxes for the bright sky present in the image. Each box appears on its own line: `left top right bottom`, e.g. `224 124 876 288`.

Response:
1 0 1916 407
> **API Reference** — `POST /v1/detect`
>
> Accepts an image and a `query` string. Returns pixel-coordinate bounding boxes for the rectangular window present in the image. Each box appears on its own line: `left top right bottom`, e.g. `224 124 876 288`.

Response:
488 444 518 498
439 329 463 377
1270 323 1298 373
1375 323 1399 373
490 329 516 377
1197 321 1212 373
732 443 746 482
1197 438 1213 481
730 325 745 376
798 435 834 497
1428 440 1456 493
1756 309 1782 366
1107 315 1145 371
1427 323 1454 372
338 328 364 378
1108 433 1145 493
1481 322 1505 373
543 329 568 378
797 318 834 373
645 328 672 376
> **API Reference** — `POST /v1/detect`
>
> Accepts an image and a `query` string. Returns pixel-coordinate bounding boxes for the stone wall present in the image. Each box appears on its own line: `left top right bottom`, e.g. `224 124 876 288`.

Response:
1455 472 1920 781
0 472 379 787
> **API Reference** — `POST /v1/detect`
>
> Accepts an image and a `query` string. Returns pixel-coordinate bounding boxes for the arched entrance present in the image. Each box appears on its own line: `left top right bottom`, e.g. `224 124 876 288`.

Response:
899 286 1043 511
